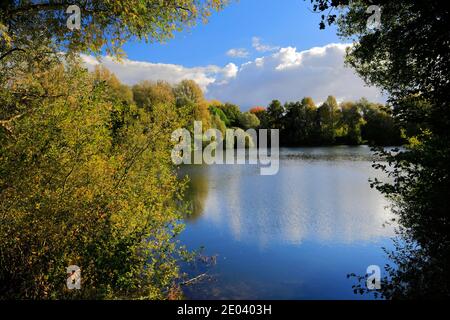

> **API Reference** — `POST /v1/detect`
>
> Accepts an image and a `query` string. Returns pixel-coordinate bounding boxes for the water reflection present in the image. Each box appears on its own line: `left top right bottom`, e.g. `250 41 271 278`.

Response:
183 146 394 246
183 169 210 222
179 146 395 299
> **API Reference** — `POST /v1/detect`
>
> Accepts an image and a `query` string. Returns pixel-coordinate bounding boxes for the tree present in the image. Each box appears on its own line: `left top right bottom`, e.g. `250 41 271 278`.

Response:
282 97 318 145
359 101 402 146
317 95 340 144
283 101 305 145
132 80 175 111
301 97 320 144
93 65 134 105
0 0 227 58
340 101 365 145
0 0 229 300
238 112 260 130
249 106 268 128
249 106 265 114
173 80 211 129
211 114 226 136
266 100 284 129
0 58 188 299
209 105 230 127
217 103 242 127
174 79 204 105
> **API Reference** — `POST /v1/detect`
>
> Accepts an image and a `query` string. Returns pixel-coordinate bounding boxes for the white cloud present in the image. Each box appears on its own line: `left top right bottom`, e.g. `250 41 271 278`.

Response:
81 43 385 108
222 63 239 79
226 48 250 58
252 37 280 52
81 54 237 92
207 43 386 108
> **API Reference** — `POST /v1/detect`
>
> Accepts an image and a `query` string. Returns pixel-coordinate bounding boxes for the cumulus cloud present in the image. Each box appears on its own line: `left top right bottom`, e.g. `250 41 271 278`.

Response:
207 43 386 107
221 63 239 79
252 37 280 52
81 43 385 108
226 48 250 58
81 54 237 92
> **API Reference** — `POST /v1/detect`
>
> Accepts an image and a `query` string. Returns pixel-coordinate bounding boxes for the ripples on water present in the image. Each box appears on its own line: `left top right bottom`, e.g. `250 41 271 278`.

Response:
178 146 396 300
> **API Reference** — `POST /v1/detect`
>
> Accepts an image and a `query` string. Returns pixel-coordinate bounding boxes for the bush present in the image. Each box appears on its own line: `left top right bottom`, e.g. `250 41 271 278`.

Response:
0 57 187 299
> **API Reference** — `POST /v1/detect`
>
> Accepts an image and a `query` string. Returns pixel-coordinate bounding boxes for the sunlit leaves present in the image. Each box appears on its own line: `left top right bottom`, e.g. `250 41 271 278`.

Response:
0 58 188 299
1 0 229 58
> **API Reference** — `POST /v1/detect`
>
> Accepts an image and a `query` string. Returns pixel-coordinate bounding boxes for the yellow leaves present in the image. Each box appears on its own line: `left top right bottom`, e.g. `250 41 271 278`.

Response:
0 22 12 45
0 56 189 299
408 129 431 150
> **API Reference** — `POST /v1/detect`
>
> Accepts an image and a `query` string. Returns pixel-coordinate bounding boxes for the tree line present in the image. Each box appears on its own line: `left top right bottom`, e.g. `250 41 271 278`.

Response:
251 96 403 146
129 78 403 147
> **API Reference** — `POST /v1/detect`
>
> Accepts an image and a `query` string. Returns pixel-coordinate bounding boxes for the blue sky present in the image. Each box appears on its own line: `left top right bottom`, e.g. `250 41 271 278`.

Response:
84 0 384 109
122 0 340 67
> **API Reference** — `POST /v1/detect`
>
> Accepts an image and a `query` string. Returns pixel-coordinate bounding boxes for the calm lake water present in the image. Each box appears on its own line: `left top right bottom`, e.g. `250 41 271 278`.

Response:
178 146 396 300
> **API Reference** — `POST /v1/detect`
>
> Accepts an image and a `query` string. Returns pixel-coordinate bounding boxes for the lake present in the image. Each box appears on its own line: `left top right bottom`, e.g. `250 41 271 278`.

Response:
178 146 396 300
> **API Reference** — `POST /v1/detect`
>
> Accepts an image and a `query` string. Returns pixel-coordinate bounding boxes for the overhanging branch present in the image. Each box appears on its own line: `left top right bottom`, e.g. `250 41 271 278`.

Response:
0 48 26 61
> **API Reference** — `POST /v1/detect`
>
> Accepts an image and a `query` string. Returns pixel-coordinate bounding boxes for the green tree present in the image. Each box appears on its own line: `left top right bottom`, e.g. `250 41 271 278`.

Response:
340 101 365 145
238 112 260 130
359 101 402 146
211 114 226 136
283 97 318 145
209 105 230 127
266 100 284 129
302 97 320 144
317 95 340 144
217 103 242 127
